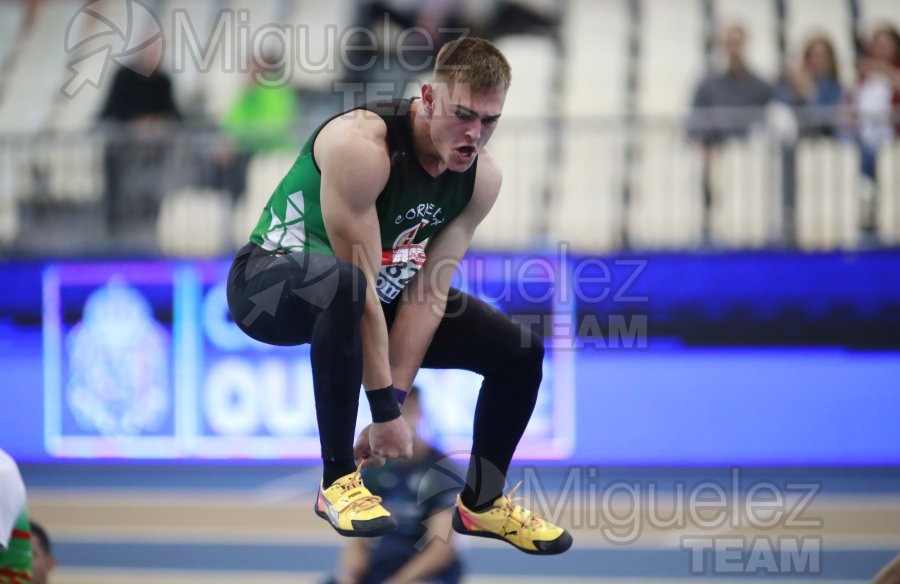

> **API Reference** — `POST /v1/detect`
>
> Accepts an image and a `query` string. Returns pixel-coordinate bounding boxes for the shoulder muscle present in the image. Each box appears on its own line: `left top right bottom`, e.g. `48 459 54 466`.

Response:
315 111 391 208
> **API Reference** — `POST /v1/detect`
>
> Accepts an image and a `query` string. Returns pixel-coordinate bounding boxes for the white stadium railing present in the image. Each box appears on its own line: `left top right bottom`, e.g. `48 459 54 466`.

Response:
0 107 898 256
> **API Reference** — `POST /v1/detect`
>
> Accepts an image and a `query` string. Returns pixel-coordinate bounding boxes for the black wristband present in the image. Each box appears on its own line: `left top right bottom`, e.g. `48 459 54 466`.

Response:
365 385 402 423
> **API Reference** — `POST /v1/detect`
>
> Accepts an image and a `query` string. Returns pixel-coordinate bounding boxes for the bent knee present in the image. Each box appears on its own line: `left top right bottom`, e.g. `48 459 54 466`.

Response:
503 327 545 373
520 329 545 367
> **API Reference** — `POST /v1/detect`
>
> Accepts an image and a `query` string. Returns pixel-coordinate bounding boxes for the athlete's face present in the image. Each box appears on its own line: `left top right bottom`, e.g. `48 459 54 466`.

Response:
423 81 506 172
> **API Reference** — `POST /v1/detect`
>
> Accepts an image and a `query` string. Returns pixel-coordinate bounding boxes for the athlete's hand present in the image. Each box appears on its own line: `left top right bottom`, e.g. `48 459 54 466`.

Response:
353 425 385 469
368 418 413 462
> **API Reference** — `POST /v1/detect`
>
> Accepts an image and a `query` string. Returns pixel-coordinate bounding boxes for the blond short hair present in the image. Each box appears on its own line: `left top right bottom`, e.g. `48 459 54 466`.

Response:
434 37 512 92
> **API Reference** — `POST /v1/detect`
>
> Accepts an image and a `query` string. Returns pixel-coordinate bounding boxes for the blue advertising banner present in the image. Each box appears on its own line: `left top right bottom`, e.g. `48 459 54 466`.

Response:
36 257 574 460
1 250 899 465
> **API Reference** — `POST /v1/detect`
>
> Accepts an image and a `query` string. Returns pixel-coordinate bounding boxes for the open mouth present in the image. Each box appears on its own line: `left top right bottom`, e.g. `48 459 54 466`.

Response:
456 145 476 161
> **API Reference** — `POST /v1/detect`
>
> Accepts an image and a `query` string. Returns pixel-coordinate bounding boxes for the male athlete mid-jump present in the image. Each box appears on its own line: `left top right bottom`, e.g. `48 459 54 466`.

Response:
227 37 572 555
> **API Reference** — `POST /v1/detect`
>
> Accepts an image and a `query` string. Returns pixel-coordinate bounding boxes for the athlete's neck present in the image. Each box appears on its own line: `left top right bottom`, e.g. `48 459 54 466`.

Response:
410 99 448 178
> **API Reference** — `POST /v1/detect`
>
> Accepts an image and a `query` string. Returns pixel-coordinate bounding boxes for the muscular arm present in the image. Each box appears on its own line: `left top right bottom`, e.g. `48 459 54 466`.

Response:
389 152 502 393
316 114 393 390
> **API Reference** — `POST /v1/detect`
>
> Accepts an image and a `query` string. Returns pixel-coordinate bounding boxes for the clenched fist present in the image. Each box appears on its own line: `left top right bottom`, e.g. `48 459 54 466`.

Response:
354 419 413 468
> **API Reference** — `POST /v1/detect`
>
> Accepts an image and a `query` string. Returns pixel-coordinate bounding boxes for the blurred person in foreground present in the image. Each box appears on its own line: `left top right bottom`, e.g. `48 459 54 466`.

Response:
0 449 31 583
776 35 845 136
330 386 463 584
211 49 299 202
226 37 572 555
688 23 773 144
28 522 55 584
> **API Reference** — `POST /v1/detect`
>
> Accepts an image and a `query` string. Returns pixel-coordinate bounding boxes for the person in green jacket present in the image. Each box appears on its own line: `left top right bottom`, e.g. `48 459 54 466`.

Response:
213 50 299 201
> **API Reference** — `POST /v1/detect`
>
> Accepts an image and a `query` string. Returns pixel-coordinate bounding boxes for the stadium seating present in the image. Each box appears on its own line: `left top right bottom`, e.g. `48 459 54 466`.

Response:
0 3 73 132
708 134 778 248
795 139 861 250
472 35 556 250
0 2 25 77
200 0 284 120
560 0 629 117
877 142 900 245
636 0 706 117
0 0 895 255
554 0 629 252
551 124 626 251
158 0 225 116
157 187 232 256
283 0 354 92
31 134 105 203
0 144 20 246
627 130 705 248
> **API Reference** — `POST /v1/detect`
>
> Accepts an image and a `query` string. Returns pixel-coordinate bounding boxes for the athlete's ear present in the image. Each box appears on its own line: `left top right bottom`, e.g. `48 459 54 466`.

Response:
421 82 435 116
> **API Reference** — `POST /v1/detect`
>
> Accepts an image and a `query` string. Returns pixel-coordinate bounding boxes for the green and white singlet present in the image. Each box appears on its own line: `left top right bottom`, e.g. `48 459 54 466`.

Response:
249 98 478 302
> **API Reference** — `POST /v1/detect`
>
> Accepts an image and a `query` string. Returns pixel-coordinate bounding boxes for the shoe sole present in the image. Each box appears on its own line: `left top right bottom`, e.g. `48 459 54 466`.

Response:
452 508 574 555
313 502 397 538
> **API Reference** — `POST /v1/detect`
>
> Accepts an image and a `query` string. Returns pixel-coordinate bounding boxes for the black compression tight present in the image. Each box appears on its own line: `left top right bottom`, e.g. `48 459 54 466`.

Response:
227 243 365 486
227 243 543 504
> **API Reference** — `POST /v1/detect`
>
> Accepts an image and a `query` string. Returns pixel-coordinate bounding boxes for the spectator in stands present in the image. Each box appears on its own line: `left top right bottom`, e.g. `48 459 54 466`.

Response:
99 37 180 124
29 522 55 584
99 38 181 233
776 35 845 135
688 23 773 144
851 25 900 179
688 23 773 245
849 25 900 235
329 386 464 584
211 50 299 202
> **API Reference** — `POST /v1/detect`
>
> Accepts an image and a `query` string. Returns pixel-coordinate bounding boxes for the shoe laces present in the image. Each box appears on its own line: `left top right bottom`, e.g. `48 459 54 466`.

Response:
335 461 383 513
499 481 545 530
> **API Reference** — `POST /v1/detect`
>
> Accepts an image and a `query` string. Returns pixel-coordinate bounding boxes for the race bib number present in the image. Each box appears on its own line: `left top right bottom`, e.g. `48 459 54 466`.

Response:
376 244 427 303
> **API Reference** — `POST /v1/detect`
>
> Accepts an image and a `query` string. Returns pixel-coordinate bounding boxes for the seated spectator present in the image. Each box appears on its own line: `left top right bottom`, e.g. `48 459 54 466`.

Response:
688 23 773 144
29 522 55 584
776 35 845 135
